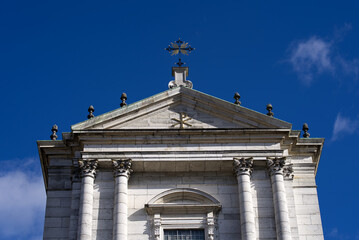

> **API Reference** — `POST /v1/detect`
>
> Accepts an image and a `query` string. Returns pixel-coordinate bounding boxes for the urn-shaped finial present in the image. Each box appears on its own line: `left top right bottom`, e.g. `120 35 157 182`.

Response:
266 104 274 117
302 123 310 138
234 92 241 105
50 124 58 140
87 105 95 119
120 93 127 107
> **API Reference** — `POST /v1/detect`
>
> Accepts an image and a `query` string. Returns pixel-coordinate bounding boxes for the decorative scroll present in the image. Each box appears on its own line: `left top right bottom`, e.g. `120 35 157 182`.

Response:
283 164 294 180
233 157 254 176
267 157 286 175
78 159 98 178
112 158 133 178
267 157 293 179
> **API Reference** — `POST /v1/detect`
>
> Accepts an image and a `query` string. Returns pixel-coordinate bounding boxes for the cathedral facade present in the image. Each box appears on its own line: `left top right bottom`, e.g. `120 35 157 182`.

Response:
38 66 324 240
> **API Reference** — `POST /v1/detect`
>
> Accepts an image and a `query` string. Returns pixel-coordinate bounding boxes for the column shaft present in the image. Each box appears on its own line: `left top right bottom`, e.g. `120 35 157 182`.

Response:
77 159 98 240
112 159 132 240
78 176 94 240
268 157 292 240
113 175 128 240
233 157 256 240
237 173 256 240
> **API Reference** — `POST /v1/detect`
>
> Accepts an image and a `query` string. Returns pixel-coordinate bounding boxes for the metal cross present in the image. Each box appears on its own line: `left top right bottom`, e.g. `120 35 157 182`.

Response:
166 38 194 56
171 112 192 129
176 58 185 67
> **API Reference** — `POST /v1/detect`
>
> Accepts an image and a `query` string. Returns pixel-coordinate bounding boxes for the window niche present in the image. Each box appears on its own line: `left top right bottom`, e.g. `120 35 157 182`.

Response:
145 188 221 240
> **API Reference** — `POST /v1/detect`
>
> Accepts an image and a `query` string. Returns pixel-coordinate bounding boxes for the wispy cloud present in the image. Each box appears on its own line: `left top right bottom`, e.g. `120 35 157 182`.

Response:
0 158 46 240
288 25 359 85
332 113 359 141
289 37 333 84
326 227 357 239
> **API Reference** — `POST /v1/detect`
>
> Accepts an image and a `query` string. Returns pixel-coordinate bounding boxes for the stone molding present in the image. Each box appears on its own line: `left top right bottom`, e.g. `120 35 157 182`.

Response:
233 157 254 176
78 159 98 178
112 158 133 178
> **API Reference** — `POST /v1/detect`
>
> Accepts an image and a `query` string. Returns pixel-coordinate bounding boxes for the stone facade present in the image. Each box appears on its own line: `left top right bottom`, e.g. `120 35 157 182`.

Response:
38 67 324 240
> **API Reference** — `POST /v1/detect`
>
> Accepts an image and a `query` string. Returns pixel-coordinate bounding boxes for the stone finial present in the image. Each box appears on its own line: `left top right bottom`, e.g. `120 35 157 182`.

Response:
266 104 274 117
267 157 286 175
112 159 133 178
234 92 241 105
120 93 127 107
50 124 58 140
302 123 310 138
233 157 254 176
87 105 95 119
78 159 98 178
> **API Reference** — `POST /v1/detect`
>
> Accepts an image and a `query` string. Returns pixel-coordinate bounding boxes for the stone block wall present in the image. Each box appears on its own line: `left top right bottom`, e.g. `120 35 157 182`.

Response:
42 158 323 240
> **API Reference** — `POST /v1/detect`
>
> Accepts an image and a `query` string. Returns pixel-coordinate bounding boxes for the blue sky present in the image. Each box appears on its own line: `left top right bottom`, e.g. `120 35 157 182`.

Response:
1 1 359 239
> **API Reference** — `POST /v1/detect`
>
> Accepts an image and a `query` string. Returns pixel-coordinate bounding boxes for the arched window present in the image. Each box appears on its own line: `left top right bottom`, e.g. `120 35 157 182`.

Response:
145 188 222 240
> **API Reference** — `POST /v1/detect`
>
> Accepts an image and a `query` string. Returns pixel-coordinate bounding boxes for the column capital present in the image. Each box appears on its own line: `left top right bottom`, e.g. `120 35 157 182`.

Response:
112 158 133 178
267 157 286 176
283 164 294 180
78 159 98 178
233 157 254 176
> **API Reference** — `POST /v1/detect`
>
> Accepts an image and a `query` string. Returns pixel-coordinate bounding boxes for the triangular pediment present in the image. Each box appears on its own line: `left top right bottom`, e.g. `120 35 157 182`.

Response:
71 87 291 130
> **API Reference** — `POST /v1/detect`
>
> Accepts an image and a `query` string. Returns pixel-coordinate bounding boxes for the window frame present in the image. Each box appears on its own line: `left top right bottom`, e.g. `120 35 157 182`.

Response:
145 188 220 240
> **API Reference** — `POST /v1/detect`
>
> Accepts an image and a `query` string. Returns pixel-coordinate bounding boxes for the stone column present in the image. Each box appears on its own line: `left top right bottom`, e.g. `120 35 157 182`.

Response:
77 159 98 240
267 157 292 240
233 157 256 240
112 159 133 240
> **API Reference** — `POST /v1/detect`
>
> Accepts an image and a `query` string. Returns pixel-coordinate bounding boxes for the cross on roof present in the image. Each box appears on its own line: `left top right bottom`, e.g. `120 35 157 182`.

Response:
165 38 194 56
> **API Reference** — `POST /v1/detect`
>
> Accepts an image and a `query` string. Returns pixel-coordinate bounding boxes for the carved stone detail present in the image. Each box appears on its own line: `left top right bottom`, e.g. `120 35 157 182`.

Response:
171 112 192 129
283 164 294 180
153 214 161 240
233 157 254 176
207 212 216 240
267 157 293 179
168 79 193 89
78 159 98 178
112 158 133 178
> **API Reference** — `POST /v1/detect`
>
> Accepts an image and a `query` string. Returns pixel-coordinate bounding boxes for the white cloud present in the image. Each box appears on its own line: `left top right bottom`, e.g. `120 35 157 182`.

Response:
338 57 359 77
0 159 46 240
289 37 333 84
326 227 354 239
288 29 359 84
328 228 339 238
332 113 359 141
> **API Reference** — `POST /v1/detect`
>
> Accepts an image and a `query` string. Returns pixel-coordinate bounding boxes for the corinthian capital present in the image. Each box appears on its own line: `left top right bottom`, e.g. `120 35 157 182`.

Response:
112 158 133 178
267 157 286 175
78 159 98 178
233 157 254 176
